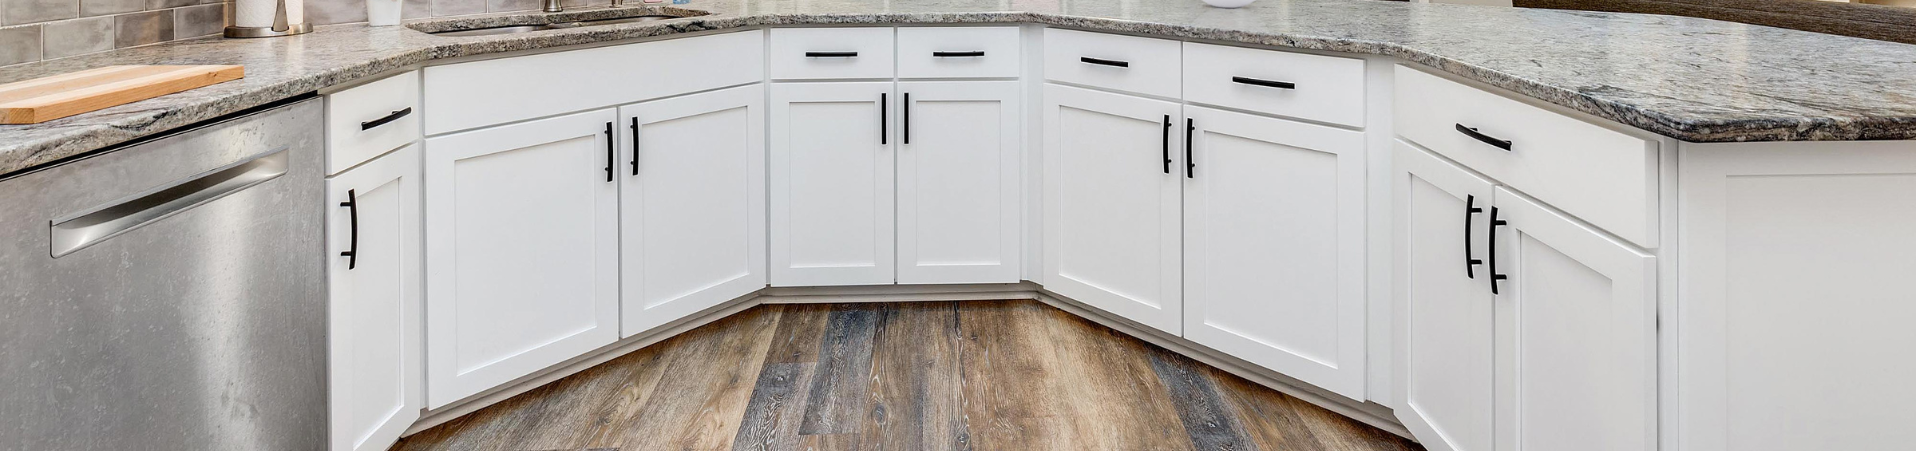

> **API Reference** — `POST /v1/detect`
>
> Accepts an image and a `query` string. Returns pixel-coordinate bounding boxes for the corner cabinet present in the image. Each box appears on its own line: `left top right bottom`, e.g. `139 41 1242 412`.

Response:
1181 105 1369 399
1395 143 1655 451
423 109 620 408
896 81 1022 285
326 144 422 451
769 82 897 287
617 84 768 337
1041 83 1184 335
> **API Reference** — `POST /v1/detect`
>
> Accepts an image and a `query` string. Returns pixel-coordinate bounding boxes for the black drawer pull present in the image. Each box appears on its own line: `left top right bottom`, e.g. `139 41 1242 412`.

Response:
360 107 412 130
806 51 858 58
603 122 615 183
1231 76 1295 90
933 51 985 57
1079 57 1129 68
1455 124 1513 151
1464 194 1482 279
1185 118 1195 179
340 189 358 270
1161 115 1172 174
629 117 640 176
1488 206 1509 294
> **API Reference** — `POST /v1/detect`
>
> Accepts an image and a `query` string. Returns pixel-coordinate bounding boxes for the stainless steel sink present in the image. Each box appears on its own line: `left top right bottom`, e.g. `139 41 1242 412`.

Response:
423 11 700 36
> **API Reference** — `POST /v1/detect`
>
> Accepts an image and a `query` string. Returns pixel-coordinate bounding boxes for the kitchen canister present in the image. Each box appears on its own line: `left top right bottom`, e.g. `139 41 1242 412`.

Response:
368 0 403 26
228 0 311 37
1202 0 1256 8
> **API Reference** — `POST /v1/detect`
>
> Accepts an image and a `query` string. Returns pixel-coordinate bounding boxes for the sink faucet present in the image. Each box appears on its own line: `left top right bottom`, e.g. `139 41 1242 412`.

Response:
544 0 562 12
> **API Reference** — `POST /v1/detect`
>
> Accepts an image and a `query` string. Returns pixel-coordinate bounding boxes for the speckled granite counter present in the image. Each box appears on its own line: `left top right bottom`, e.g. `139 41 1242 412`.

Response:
3 0 1915 175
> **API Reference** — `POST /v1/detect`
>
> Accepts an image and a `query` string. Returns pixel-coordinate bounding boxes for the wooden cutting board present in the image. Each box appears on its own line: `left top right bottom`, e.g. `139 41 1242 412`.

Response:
0 65 244 124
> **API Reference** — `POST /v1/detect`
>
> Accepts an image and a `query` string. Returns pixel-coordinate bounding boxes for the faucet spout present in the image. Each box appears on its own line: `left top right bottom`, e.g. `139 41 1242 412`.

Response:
544 0 562 12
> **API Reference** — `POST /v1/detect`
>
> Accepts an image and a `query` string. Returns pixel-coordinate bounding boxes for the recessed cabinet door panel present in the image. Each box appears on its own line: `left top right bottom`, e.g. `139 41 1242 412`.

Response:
1182 105 1367 399
771 82 896 286
897 81 1021 284
1393 142 1497 451
326 144 421 451
618 85 767 337
423 109 620 408
1042 83 1183 335
1491 188 1655 451
1678 145 1916 451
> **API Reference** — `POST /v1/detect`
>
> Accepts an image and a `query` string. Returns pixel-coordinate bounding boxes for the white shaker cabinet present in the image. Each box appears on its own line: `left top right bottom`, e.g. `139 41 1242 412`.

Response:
1677 143 1916 451
1393 142 1497 451
1042 83 1184 335
617 85 768 337
770 82 897 287
896 81 1022 284
326 144 422 451
423 109 620 408
1181 106 1368 399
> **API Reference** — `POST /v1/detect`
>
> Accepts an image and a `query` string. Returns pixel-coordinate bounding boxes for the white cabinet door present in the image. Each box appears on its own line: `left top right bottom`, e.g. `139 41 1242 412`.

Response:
1393 142 1497 451
326 144 421 451
1677 143 1916 451
423 109 620 408
770 82 896 287
1181 106 1367 399
618 85 767 337
1041 83 1183 335
1490 188 1656 451
896 81 1021 284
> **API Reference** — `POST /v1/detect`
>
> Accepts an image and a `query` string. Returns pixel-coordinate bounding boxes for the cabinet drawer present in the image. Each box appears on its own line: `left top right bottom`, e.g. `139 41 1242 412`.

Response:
327 71 419 175
769 27 896 80
424 30 763 135
897 27 1020 79
1394 66 1659 247
1042 28 1179 98
1183 43 1365 127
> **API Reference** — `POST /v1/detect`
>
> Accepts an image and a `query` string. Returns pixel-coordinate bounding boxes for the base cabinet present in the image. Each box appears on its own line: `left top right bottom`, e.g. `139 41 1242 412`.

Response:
896 81 1022 284
618 84 768 337
1395 144 1655 451
1042 83 1184 335
423 109 620 408
770 82 897 287
1181 106 1368 399
326 144 422 451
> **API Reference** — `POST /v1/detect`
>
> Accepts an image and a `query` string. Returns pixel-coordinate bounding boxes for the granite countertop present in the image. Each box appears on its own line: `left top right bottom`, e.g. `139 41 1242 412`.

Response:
3 0 1916 176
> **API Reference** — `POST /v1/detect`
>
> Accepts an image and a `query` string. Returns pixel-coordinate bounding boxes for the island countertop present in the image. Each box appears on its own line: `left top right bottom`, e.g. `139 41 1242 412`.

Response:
3 0 1915 176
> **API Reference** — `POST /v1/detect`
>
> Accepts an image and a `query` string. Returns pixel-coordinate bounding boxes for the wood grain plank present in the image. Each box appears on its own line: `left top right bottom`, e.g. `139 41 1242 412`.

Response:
955 301 1071 451
1203 365 1328 451
861 303 970 451
764 303 834 364
731 362 817 451
1038 307 1196 451
798 305 882 436
1147 349 1258 451
0 65 242 124
596 307 782 451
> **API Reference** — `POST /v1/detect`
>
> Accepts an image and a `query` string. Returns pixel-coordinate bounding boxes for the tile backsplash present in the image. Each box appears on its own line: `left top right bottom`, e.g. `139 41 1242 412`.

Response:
0 0 611 69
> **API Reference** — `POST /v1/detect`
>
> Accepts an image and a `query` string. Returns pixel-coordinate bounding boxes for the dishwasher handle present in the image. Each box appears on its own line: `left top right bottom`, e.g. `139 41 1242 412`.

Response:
48 149 290 258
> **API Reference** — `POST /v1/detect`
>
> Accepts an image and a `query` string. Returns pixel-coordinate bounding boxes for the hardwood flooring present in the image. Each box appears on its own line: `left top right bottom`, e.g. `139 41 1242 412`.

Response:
395 300 1424 451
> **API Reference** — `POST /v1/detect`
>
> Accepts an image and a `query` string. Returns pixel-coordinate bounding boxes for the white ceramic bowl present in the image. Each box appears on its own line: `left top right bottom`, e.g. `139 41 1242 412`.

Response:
1202 0 1256 8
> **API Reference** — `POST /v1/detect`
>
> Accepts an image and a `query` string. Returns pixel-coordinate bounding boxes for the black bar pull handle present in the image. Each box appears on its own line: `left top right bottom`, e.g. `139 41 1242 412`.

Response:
1455 124 1513 151
340 189 358 270
933 51 985 57
880 93 888 145
629 117 640 176
1231 76 1296 90
1161 115 1172 174
1080 56 1129 68
1465 194 1483 279
1489 206 1509 294
604 122 615 182
1185 118 1195 179
903 92 911 145
361 107 412 131
806 51 858 58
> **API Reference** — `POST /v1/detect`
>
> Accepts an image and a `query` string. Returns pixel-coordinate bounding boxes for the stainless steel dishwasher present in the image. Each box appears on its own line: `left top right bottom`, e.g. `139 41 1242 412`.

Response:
0 97 327 450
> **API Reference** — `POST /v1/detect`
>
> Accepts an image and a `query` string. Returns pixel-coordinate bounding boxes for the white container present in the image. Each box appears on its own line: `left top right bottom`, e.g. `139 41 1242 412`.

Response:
368 0 402 26
1203 0 1256 8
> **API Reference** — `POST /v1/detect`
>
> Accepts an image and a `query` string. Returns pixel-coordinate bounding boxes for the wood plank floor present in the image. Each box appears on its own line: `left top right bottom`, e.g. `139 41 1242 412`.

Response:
395 300 1424 451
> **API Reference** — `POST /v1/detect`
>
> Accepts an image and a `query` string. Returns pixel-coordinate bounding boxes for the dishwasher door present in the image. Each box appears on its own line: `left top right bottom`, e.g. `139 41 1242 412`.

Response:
0 98 327 450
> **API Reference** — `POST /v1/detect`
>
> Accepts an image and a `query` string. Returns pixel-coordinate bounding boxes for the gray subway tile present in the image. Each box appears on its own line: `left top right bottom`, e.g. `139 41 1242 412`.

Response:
402 0 428 19
81 0 143 17
41 16 110 58
113 9 172 47
305 0 364 25
146 0 194 9
0 24 43 66
487 0 537 13
430 0 483 16
9 0 80 25
172 3 221 37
